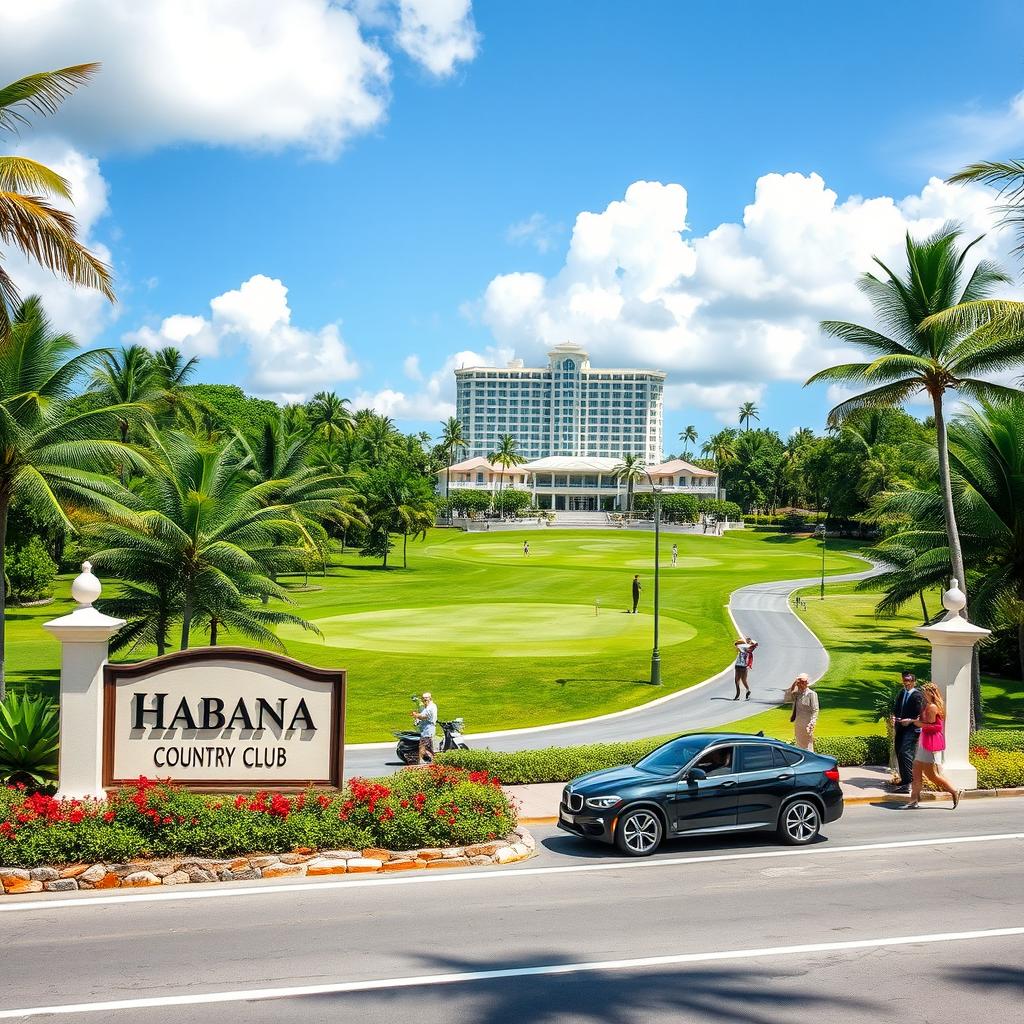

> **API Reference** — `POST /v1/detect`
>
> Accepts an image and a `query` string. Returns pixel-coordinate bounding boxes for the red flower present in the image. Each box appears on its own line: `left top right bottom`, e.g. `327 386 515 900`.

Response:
68 809 85 825
103 811 116 823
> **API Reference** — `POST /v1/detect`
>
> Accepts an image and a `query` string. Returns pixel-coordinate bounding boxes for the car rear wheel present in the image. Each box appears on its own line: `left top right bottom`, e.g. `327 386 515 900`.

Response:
615 807 663 856
778 798 821 845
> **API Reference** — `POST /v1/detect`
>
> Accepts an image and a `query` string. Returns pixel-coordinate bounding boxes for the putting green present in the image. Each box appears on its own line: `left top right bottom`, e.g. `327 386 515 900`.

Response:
282 602 697 657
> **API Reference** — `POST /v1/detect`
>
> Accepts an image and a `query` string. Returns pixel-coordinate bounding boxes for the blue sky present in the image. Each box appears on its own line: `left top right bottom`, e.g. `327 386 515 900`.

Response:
4 0 1024 447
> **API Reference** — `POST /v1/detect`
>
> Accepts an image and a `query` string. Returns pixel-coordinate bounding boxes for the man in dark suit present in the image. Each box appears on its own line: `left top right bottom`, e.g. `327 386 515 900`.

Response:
631 574 642 614
890 672 924 793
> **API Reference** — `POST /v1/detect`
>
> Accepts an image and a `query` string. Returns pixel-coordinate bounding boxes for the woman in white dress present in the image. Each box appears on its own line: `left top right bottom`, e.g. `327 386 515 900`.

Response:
784 673 819 751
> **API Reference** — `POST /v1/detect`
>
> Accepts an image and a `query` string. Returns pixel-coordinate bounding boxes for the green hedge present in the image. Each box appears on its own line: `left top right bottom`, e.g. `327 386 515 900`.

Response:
437 730 1024 784
972 751 1024 790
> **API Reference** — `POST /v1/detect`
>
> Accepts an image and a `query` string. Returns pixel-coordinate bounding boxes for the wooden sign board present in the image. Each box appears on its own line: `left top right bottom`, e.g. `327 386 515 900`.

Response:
103 648 345 789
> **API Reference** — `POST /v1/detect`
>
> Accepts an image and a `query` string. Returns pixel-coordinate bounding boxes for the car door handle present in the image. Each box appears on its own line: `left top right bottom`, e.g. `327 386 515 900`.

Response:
720 780 736 787
776 773 793 780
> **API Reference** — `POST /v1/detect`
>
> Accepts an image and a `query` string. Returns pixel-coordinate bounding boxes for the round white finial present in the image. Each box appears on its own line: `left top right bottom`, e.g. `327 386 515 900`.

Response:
71 561 102 607
942 578 967 616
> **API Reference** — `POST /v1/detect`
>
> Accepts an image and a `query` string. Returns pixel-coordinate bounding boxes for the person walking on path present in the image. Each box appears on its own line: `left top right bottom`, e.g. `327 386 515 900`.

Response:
671 543 678 567
523 540 529 556
784 673 819 750
411 691 438 765
890 672 924 794
906 682 962 809
631 574 642 614
733 636 758 700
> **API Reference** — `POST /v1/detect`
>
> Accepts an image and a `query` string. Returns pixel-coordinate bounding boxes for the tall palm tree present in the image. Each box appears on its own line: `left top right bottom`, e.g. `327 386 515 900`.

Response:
149 346 210 427
678 425 698 460
0 64 114 337
865 399 1024 693
701 430 738 500
806 224 1021 602
0 297 145 695
307 391 353 442
488 434 525 506
738 402 759 431
362 413 397 464
612 453 646 514
438 416 468 524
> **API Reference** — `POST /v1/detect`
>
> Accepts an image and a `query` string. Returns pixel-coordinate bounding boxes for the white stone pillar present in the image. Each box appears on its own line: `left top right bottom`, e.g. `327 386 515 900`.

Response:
914 579 989 790
43 563 126 800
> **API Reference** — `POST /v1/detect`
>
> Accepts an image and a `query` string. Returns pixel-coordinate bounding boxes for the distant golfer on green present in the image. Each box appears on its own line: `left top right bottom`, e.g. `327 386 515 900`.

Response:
523 540 529 556
671 543 678 567
631 574 642 614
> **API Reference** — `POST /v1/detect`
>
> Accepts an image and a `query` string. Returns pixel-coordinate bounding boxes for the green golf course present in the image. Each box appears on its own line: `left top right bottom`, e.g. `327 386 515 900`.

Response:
9 528 869 741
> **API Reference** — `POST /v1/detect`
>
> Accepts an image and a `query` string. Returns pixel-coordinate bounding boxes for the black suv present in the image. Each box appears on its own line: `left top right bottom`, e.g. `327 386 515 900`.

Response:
558 732 843 856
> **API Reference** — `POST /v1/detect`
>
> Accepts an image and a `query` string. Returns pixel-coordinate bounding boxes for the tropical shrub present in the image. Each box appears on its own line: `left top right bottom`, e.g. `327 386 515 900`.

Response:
0 766 516 867
449 489 492 517
0 693 59 786
492 488 532 516
5 538 58 602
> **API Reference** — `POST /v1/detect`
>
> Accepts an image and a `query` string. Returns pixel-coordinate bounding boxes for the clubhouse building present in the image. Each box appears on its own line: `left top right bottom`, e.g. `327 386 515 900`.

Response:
439 455 718 512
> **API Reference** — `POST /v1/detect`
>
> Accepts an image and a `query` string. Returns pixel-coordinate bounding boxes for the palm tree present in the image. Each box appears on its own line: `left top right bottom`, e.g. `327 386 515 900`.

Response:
701 430 739 500
678 425 698 460
307 391 353 442
149 346 210 427
438 416 468 524
865 399 1024 694
0 64 114 337
488 434 525 507
806 224 1022 603
612 453 646 514
0 298 146 695
91 428 318 651
738 402 760 431
362 413 397 464
89 344 157 445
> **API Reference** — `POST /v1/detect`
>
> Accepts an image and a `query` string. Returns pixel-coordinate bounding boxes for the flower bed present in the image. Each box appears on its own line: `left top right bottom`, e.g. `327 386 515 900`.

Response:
0 765 517 870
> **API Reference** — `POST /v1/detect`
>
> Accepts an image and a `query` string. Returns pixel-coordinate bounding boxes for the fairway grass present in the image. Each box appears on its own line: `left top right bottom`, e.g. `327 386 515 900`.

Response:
7 529 871 742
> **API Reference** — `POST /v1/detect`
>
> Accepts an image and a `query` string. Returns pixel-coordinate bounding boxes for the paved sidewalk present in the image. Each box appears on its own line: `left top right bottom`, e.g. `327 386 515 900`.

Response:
510 765 902 822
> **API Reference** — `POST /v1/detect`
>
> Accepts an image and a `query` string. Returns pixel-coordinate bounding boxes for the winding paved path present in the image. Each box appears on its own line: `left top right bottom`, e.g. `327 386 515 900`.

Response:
344 563 876 777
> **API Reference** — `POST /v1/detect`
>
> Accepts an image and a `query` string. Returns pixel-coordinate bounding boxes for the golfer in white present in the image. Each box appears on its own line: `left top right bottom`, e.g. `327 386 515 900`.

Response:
671 543 678 567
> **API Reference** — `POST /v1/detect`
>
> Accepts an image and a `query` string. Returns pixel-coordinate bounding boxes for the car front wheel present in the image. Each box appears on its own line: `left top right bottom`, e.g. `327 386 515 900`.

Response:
615 807 663 856
778 799 821 845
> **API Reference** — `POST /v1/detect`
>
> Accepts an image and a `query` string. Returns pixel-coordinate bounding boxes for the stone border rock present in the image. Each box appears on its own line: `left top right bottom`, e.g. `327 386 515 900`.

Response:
0 827 536 895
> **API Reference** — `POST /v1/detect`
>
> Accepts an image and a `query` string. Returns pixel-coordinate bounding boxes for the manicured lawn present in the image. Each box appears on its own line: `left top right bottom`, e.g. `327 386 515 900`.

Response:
7 528 867 741
732 580 1023 738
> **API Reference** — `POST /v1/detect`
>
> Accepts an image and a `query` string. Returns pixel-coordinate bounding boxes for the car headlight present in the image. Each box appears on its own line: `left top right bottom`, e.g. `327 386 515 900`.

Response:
585 795 622 809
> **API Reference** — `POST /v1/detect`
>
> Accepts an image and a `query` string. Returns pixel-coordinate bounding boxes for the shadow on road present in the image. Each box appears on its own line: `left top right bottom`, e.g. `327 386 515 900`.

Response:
538 831 830 860
305 957 881 1024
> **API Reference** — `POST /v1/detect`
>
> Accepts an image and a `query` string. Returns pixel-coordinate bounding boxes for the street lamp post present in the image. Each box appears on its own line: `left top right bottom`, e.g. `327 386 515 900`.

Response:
816 523 827 600
644 471 663 686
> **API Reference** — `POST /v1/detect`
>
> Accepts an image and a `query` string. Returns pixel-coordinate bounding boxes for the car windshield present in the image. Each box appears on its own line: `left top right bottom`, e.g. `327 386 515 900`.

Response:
635 738 706 776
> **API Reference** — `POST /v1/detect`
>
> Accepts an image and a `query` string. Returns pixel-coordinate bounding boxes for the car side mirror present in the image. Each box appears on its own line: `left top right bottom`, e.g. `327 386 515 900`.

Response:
686 768 707 782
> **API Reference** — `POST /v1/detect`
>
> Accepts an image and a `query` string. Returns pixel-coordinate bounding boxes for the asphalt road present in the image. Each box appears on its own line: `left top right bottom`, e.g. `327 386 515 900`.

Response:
2 800 1021 1023
345 566 876 777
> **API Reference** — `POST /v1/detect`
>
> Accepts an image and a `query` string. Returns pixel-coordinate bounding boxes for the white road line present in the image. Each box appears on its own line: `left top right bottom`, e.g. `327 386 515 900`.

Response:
3 831 1021 913
1 926 1021 1018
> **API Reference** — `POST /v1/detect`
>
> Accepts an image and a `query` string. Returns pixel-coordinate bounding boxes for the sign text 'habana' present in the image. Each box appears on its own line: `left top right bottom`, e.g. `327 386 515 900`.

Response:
103 649 346 788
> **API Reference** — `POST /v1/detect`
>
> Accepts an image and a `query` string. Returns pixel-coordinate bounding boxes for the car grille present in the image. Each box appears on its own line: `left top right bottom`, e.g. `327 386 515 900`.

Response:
564 790 584 813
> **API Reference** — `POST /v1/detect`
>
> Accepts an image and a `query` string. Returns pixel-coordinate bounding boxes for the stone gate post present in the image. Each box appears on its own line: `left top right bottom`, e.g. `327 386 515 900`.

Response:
43 563 125 800
914 579 989 790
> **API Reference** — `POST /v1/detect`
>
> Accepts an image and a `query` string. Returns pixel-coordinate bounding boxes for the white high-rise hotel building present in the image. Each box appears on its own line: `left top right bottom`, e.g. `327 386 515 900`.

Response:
455 342 665 462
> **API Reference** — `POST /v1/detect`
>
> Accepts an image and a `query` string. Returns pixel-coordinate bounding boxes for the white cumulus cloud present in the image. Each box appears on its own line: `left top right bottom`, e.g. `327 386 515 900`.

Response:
124 274 359 400
480 173 1016 420
0 0 478 158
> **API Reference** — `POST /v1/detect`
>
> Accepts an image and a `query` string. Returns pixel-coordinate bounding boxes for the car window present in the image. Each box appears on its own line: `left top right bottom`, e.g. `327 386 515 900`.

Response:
773 746 803 768
738 744 775 772
635 738 705 776
693 745 734 777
